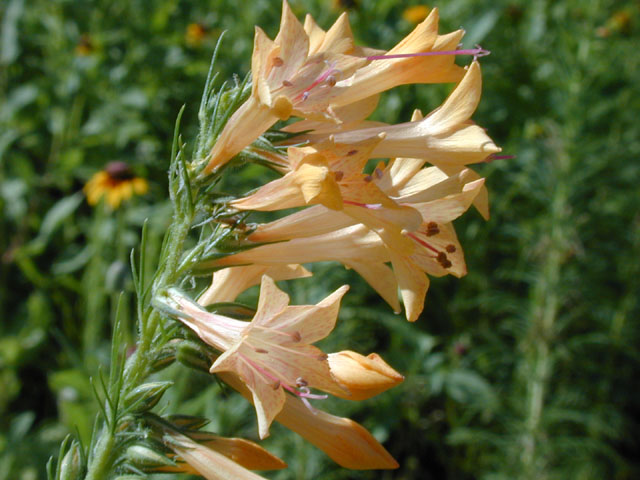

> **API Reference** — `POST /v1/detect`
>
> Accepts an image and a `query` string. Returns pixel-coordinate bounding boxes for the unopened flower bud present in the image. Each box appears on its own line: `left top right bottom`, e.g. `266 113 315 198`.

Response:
125 445 175 469
125 381 173 413
149 344 177 373
167 414 210 431
176 340 212 372
327 351 404 400
59 442 84 480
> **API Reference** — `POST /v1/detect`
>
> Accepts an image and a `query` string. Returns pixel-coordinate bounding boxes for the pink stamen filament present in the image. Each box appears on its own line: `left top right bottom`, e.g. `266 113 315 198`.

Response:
407 232 440 255
487 154 516 161
238 353 327 400
251 325 301 341
367 46 490 61
294 62 339 102
343 200 382 209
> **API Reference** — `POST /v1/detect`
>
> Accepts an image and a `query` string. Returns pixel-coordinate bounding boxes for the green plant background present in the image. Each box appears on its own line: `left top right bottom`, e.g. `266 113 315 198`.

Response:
1 0 638 478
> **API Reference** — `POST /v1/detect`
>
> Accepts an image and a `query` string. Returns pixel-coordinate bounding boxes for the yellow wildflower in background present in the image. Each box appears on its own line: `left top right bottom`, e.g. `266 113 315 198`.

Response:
186 23 208 47
83 161 148 209
403 5 431 24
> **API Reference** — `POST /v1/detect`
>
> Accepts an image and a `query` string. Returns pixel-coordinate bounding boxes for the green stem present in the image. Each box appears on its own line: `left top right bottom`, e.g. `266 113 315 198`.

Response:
84 202 195 478
520 157 569 479
84 428 114 480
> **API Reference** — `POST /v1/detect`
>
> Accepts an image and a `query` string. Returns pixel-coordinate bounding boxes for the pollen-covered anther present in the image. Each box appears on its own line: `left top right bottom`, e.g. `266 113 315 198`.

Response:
445 244 456 253
291 330 301 342
436 252 452 269
282 80 293 87
272 56 284 67
347 150 358 156
334 170 344 181
363 175 373 183
426 221 440 236
254 348 269 354
273 95 293 120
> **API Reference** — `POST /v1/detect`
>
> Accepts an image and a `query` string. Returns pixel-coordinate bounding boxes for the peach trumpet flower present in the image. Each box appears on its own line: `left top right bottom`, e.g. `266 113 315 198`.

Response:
204 2 475 173
157 276 349 438
161 430 285 480
218 371 399 470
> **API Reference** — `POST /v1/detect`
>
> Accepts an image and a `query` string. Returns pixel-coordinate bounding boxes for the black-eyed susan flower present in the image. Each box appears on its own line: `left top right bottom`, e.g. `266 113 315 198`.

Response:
84 161 148 209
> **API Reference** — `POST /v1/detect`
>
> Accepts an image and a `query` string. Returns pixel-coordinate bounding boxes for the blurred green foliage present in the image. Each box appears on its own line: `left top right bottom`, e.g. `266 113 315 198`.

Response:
1 0 639 479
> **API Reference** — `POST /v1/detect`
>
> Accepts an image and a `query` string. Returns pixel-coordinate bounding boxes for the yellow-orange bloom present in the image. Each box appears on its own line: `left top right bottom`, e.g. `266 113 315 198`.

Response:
198 264 311 305
161 430 285 480
289 62 500 167
158 276 349 438
219 371 399 470
325 350 404 401
204 2 469 173
214 160 484 321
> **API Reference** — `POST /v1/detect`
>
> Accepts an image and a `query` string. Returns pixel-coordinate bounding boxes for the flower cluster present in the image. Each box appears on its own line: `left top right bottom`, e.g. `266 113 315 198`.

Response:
155 1 499 476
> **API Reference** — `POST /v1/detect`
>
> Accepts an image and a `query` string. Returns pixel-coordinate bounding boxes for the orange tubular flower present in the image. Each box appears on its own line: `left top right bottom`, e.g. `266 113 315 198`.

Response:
203 1 473 173
291 61 501 167
161 431 285 480
198 264 311 306
325 350 404 401
214 161 484 320
158 276 350 439
218 371 399 470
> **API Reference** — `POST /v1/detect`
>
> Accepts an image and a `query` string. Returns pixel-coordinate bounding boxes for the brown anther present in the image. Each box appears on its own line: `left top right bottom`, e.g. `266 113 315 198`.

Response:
282 80 293 87
291 331 301 342
363 175 373 183
296 377 308 387
272 380 281 390
347 149 358 156
426 221 440 236
442 259 452 269
272 56 284 67
374 168 383 179
254 348 269 354
437 252 447 263
317 353 328 361
326 75 337 87
446 244 456 253
334 171 344 182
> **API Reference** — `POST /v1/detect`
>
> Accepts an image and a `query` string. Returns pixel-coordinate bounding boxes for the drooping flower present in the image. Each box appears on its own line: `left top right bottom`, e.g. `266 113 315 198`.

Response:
198 264 311 306
207 224 401 313
218 371 399 470
203 2 471 173
231 134 422 234
324 350 404 401
288 61 501 168
161 430 285 480
213 160 484 320
157 276 350 438
83 161 148 209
